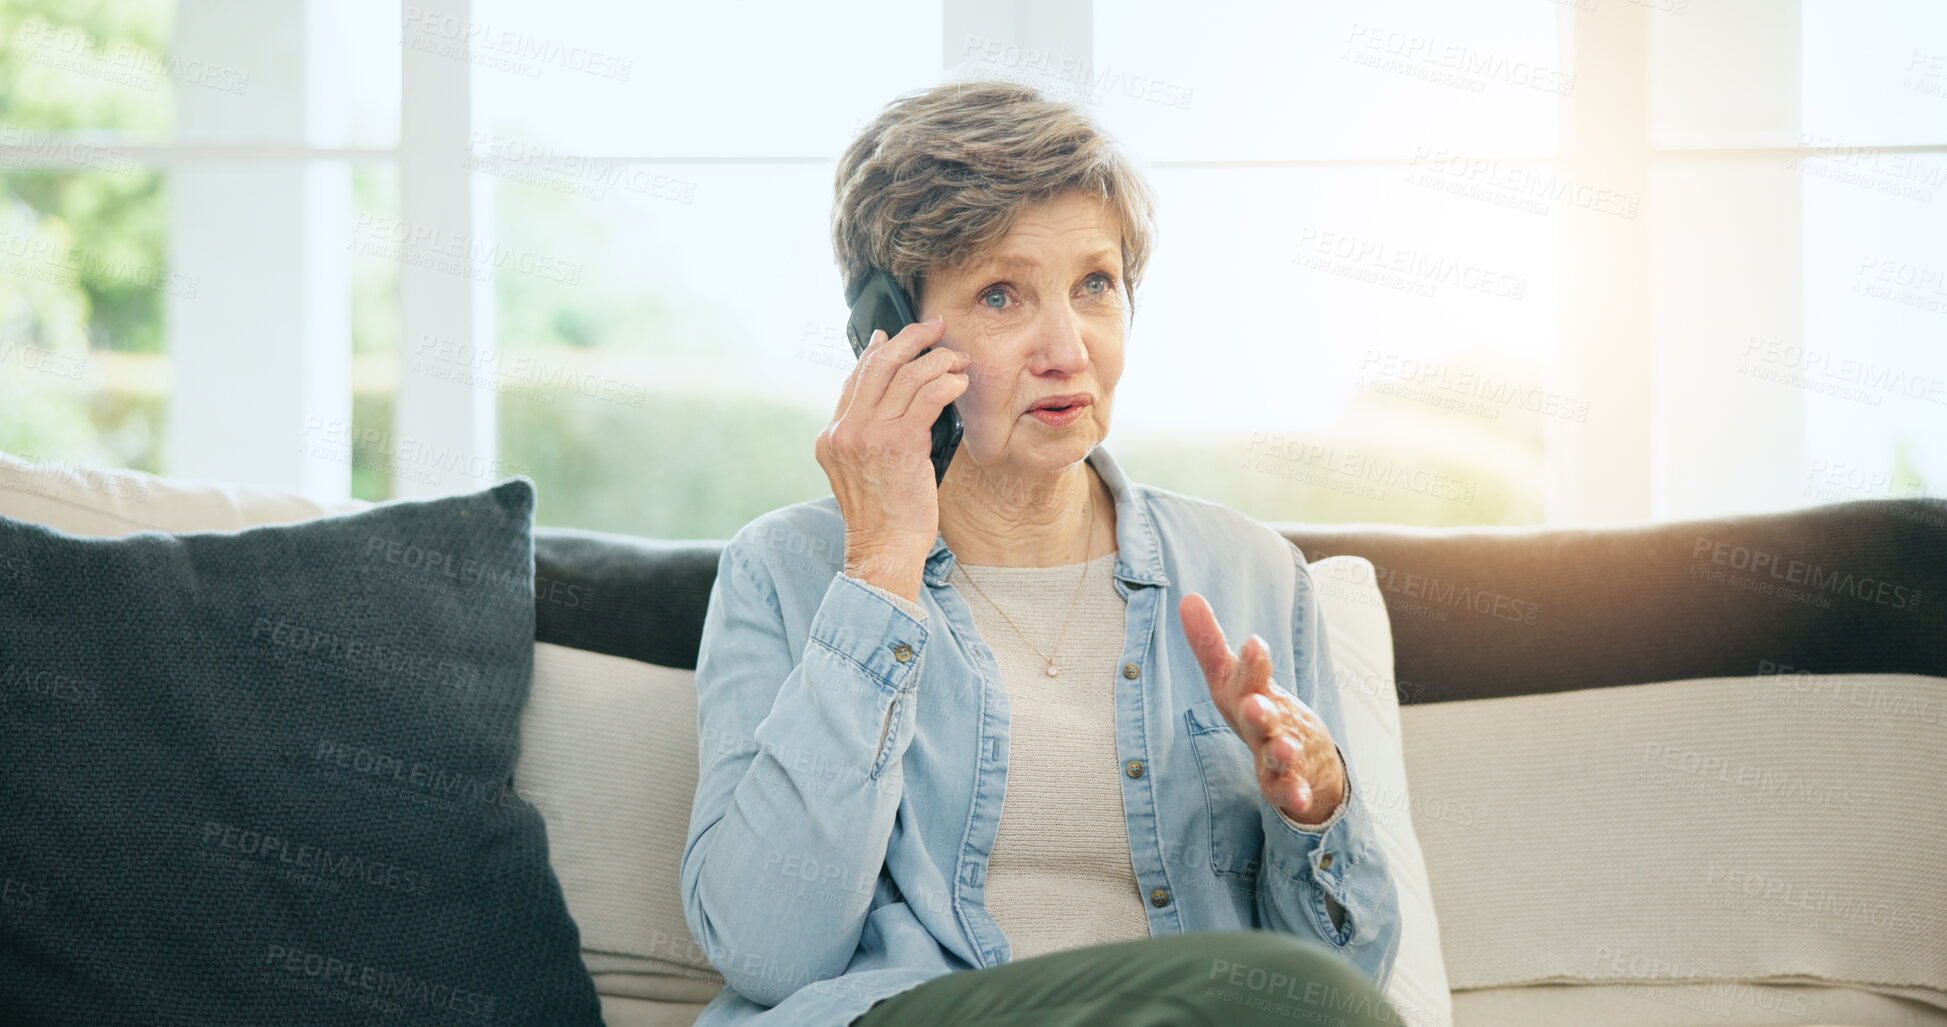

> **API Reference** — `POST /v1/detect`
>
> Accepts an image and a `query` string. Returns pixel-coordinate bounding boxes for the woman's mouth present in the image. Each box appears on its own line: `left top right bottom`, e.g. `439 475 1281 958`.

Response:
1028 400 1088 427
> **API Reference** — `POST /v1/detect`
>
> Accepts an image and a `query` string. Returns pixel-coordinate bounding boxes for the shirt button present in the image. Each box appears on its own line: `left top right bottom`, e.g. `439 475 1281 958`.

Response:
1122 663 1140 679
1320 853 1334 869
1149 888 1170 907
1125 760 1144 778
892 644 913 662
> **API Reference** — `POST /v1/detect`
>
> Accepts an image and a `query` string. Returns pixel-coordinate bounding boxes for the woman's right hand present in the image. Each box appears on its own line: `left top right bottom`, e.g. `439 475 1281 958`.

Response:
815 314 971 604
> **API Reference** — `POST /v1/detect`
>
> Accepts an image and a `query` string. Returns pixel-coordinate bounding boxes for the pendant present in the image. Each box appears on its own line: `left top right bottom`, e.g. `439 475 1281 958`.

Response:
1045 661 1059 677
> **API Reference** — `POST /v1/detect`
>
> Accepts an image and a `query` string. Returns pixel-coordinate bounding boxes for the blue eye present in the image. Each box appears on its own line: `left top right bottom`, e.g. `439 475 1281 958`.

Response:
981 287 1007 309
1084 273 1113 295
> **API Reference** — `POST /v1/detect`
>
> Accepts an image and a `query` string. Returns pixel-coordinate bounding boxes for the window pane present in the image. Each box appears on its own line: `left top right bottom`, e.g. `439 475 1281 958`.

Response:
1 0 174 143
469 0 939 157
1647 156 1807 520
1 166 171 474
1111 165 1559 526
1 0 399 147
1649 0 1798 149
1801 147 1947 507
1088 0 1561 161
1802 0 1947 147
349 162 402 501
1646 149 1947 521
486 159 847 537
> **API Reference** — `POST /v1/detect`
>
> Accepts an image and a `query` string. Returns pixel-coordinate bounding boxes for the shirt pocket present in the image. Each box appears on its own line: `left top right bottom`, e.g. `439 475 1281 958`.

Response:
1183 697 1265 878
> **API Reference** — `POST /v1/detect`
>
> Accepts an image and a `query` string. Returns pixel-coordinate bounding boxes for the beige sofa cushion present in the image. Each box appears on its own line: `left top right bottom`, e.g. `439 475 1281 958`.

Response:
597 994 713 1027
513 643 726 997
0 448 367 534
1403 673 1947 1017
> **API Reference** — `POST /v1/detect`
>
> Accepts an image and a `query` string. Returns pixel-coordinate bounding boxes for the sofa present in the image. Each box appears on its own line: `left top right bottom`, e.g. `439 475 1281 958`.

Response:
3 449 1943 1027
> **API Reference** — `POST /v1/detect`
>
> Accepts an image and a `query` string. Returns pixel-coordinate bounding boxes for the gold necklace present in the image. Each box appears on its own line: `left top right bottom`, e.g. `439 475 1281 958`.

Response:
953 493 1096 678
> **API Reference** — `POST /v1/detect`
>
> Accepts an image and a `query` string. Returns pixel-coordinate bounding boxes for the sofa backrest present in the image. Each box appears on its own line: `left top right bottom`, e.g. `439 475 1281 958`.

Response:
534 497 1947 705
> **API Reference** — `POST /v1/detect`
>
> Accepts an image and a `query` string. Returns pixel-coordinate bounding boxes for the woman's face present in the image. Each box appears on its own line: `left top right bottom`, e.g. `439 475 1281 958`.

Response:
917 190 1127 488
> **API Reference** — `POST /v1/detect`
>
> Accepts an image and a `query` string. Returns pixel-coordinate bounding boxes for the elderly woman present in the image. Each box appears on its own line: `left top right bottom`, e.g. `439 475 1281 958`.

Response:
682 81 1403 1027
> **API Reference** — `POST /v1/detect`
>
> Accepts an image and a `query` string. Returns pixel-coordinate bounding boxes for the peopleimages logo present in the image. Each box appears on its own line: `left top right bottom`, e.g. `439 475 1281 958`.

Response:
1640 742 1872 814
1405 146 1639 220
1244 434 1479 505
313 738 536 813
199 820 425 895
0 662 98 705
1292 227 1528 300
13 19 251 95
346 213 583 285
1343 23 1574 96
960 36 1195 110
1356 349 1589 422
0 873 51 912
361 534 529 597
1366 563 1537 625
1591 946 1823 1021
0 126 137 174
411 333 649 408
1691 537 1924 611
263 943 497 1020
1705 864 1930 938
0 227 201 297
402 4 632 81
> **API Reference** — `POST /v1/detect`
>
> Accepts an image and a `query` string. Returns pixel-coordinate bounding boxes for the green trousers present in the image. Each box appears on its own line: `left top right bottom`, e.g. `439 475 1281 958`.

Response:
850 929 1402 1027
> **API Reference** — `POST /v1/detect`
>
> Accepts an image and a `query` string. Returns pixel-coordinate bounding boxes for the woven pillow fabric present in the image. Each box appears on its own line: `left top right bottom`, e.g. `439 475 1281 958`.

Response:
0 478 602 1026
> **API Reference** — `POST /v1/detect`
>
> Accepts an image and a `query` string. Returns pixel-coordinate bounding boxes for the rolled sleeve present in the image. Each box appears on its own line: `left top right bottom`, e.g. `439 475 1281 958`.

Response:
1258 755 1393 963
846 574 928 622
812 573 929 699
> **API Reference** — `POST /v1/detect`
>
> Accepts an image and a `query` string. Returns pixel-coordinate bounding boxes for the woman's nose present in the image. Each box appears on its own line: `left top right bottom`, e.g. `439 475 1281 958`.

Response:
1026 305 1090 373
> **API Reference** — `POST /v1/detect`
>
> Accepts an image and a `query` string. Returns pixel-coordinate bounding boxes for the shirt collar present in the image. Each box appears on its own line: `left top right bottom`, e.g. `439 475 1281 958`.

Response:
922 442 1169 589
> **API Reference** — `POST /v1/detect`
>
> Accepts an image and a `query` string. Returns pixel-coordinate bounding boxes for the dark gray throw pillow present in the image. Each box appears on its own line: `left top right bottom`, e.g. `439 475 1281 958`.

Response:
0 478 604 1027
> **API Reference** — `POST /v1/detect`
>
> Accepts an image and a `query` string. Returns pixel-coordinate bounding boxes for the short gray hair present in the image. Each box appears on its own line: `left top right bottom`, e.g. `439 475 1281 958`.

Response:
832 80 1158 317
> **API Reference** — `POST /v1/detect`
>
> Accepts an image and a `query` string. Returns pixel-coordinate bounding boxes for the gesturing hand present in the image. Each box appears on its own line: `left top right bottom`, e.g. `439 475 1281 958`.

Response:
1178 593 1345 826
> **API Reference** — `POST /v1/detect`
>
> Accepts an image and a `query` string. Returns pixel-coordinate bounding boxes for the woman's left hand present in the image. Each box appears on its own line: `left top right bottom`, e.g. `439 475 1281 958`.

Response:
1178 592 1345 825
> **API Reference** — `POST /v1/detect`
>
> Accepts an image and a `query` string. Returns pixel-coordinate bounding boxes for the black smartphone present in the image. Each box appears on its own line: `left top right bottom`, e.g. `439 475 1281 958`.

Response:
844 268 964 486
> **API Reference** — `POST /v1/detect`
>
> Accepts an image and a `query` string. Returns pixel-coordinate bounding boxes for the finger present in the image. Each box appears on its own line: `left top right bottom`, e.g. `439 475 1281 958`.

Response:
1261 744 1316 813
1264 764 1312 814
1257 722 1303 773
1178 593 1240 701
832 329 882 419
1249 692 1327 781
1220 636 1279 741
1237 691 1285 753
890 345 972 422
854 316 948 413
901 368 971 435
1237 633 1276 703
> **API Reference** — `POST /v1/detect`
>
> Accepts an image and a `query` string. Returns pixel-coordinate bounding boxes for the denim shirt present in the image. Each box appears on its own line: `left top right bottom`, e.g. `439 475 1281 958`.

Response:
682 443 1402 1027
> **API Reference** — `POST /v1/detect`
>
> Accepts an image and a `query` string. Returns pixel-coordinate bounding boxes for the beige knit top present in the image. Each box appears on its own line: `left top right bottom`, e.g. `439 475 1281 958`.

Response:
860 551 1151 960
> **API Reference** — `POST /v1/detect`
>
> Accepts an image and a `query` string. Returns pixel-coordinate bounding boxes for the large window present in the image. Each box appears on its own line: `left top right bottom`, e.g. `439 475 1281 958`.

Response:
3 0 1940 539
